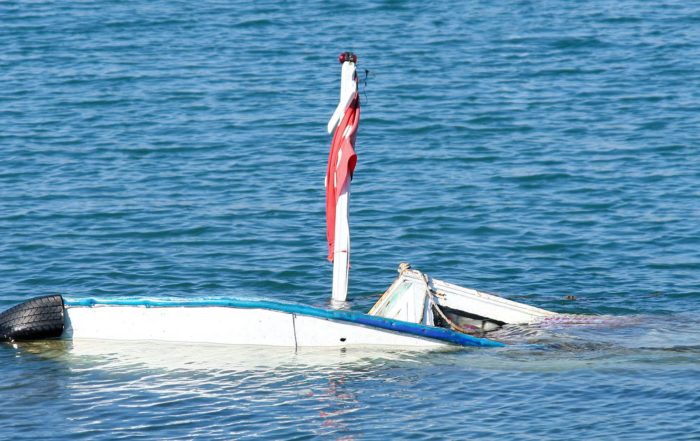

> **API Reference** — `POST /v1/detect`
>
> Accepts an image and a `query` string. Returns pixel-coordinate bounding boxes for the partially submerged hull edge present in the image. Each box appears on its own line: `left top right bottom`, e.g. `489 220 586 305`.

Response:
1 295 503 348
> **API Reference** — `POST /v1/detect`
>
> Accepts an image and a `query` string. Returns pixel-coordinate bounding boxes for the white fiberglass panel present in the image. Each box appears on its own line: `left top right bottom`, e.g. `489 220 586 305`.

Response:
65 306 297 346
293 315 444 347
368 279 429 324
64 305 448 348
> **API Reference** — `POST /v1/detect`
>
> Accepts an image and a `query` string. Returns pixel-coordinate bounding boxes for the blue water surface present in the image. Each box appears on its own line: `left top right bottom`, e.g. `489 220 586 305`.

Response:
1 1 699 439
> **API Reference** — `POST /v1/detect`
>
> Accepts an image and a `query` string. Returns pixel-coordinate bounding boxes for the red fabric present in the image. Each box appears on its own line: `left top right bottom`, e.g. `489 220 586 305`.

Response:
325 90 360 262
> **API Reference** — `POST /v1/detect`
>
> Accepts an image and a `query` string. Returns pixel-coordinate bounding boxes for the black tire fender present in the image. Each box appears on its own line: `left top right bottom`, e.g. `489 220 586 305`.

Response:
0 295 65 342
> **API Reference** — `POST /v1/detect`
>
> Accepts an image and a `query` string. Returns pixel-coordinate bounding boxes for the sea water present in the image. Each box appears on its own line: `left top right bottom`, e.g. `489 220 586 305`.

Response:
1 1 699 439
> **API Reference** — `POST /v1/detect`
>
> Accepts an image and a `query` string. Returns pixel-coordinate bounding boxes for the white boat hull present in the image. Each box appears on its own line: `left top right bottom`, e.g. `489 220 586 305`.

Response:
64 305 448 348
3 263 563 350
0 295 501 348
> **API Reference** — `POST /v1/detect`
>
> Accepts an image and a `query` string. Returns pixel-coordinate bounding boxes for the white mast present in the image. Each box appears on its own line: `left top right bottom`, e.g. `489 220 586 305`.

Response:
327 53 358 305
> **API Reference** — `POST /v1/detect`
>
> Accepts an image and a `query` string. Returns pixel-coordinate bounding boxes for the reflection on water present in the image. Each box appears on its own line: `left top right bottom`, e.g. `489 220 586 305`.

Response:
18 339 439 372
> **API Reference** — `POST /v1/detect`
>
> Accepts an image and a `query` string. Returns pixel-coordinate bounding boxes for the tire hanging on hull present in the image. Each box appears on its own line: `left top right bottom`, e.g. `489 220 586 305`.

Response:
0 295 65 342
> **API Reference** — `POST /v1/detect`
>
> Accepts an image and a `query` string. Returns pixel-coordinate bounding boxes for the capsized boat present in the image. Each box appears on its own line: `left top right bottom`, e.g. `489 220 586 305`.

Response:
0 263 558 348
0 53 559 349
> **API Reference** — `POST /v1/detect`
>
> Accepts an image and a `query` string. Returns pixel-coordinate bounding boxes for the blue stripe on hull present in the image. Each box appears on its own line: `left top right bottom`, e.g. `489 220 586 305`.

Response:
64 297 504 348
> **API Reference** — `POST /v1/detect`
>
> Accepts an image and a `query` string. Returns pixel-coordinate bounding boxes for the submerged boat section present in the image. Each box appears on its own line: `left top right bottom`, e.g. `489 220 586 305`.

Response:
369 263 558 336
1 294 503 348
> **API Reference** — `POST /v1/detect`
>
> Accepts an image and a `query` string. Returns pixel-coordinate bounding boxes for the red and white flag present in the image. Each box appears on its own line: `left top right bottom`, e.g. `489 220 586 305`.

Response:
325 57 360 263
